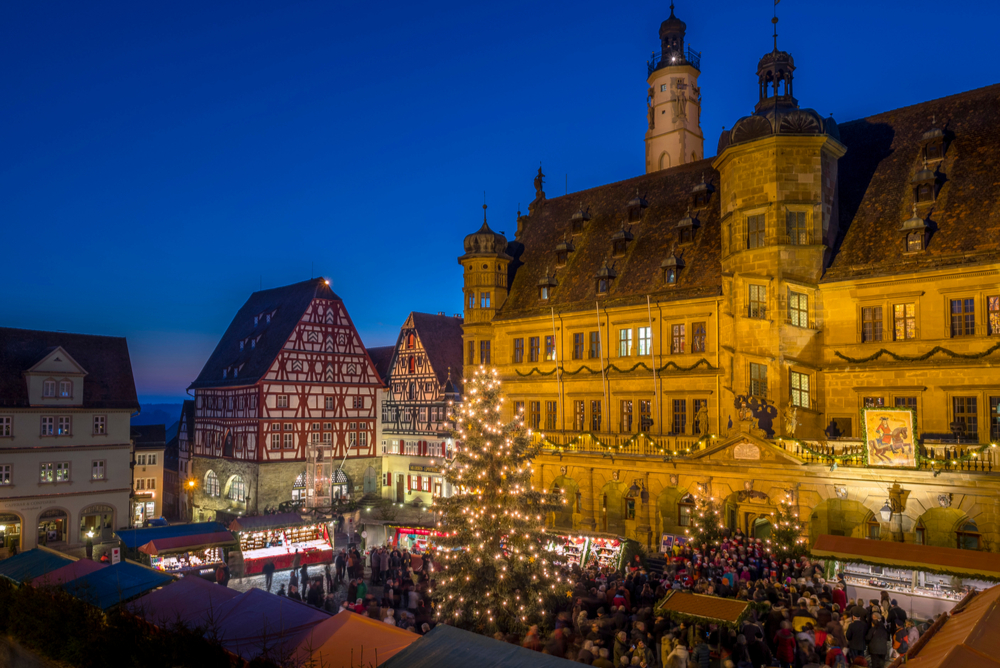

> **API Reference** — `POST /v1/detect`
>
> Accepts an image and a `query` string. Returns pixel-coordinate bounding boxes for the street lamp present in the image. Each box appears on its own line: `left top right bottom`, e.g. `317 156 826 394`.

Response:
879 500 893 523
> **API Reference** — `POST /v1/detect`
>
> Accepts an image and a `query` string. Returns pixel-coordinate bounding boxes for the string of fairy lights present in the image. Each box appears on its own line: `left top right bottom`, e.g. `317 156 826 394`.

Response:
684 491 806 558
432 368 569 632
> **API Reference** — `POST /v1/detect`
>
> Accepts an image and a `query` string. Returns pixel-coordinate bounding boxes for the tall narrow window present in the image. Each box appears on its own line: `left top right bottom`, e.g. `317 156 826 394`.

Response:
513 338 524 363
544 335 556 361
950 299 975 337
529 337 540 362
989 296 1000 335
692 322 707 354
468 341 475 365
479 341 490 365
788 291 808 328
790 371 810 409
528 401 540 430
893 303 916 340
0 417 9 437
953 397 978 437
671 324 685 354
468 292 475 309
672 399 687 434
40 462 54 483
618 329 632 357
620 400 633 433
573 333 584 360
59 381 72 398
43 380 56 398
638 327 652 356
588 332 600 359
750 363 767 398
545 401 557 430
639 400 652 432
93 416 106 435
746 214 765 249
0 464 10 485
749 285 767 319
862 306 883 342
591 400 602 431
514 401 524 421
573 400 585 431
990 396 1000 442
786 211 807 245
57 416 71 436
480 293 491 308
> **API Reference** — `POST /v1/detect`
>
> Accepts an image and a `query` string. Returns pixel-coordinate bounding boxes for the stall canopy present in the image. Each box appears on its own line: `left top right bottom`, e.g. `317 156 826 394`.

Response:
138 531 237 556
211 588 330 662
294 611 419 666
382 625 578 668
126 574 240 628
0 548 74 583
891 584 1000 668
33 559 105 587
227 513 309 532
116 522 229 549
812 534 1000 580
62 561 173 610
655 591 750 628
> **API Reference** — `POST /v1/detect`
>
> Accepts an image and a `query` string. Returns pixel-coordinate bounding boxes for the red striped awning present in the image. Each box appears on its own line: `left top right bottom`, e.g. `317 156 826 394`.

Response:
138 531 237 556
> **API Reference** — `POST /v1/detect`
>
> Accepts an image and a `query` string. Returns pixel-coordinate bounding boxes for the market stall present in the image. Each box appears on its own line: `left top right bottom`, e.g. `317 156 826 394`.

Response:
545 532 625 569
138 531 237 577
812 534 1000 620
590 536 623 569
546 534 588 568
388 526 448 553
229 513 332 575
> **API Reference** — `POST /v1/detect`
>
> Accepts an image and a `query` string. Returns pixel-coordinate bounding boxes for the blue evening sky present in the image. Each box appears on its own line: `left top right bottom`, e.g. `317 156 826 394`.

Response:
2 0 997 402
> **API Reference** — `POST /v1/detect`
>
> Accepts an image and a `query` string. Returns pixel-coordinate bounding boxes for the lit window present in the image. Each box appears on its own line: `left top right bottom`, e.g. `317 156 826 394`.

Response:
55 462 70 482
638 327 651 356
540 285 550 300
788 291 808 327
0 464 10 485
620 400 633 433
671 325 685 354
989 296 1000 335
790 371 810 409
59 381 72 398
229 476 246 502
93 416 106 435
692 322 706 354
748 285 767 318
205 470 220 497
618 329 632 357
545 336 556 361
57 416 71 436
40 462 54 483
91 460 105 480
894 303 916 340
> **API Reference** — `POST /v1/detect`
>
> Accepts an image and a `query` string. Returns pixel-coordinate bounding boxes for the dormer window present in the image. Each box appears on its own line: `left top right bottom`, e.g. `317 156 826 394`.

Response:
611 226 634 258
925 141 943 161
222 369 228 379
916 183 934 203
59 381 72 398
665 267 677 284
626 192 648 224
554 239 575 267
251 338 256 349
540 285 551 299
597 278 611 294
661 252 684 285
900 205 929 253
912 160 937 204
690 176 715 209
594 263 616 295
254 316 259 326
43 380 56 398
907 232 924 252
266 313 272 324
570 208 591 234
538 275 558 300
240 341 244 351
676 208 698 245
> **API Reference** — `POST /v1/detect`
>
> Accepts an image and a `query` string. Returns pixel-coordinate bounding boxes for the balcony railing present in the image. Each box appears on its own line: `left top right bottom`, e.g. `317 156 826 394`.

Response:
647 45 701 76
532 429 705 457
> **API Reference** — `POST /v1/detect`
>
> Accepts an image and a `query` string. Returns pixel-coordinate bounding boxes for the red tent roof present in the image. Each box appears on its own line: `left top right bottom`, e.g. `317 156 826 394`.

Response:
137 531 237 555
893 584 1000 668
32 559 105 587
126 574 240 628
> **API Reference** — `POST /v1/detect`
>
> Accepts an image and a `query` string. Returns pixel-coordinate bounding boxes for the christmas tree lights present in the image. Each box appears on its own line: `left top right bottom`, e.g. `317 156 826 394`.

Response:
433 367 569 635
766 492 807 559
685 493 724 549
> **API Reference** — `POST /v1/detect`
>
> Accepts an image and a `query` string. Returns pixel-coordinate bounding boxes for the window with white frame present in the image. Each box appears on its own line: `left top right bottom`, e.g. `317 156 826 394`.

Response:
92 460 105 480
137 454 146 466
358 431 368 449
353 396 363 409
41 416 54 436
428 441 443 457
136 478 145 490
618 328 632 356
59 380 72 398
638 327 652 355
389 440 400 454
348 430 357 448
404 440 417 455
271 434 281 449
0 417 10 437
56 462 70 482
283 433 294 449
0 464 10 485
322 432 332 444
57 416 71 436
148 454 156 465
311 432 320 444
43 380 56 398
93 415 106 435
277 395 289 408
40 463 54 483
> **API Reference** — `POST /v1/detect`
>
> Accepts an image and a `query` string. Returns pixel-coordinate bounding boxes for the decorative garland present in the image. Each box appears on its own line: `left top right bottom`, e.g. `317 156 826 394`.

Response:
537 431 716 456
515 358 715 377
777 432 996 468
814 553 1000 582
835 339 1000 365
653 591 753 629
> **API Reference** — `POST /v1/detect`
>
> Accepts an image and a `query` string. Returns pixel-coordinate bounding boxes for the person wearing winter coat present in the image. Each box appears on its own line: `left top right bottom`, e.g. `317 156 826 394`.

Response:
846 614 869 659
665 641 689 668
690 639 711 668
613 631 630 667
866 614 890 668
773 622 797 668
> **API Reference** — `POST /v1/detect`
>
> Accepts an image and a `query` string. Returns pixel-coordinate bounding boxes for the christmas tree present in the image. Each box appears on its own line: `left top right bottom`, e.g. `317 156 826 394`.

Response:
685 492 724 549
766 492 806 559
432 368 569 635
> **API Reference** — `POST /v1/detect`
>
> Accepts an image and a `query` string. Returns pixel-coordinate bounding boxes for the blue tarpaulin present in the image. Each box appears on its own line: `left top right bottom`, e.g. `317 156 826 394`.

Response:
62 561 173 610
0 548 74 583
115 522 229 549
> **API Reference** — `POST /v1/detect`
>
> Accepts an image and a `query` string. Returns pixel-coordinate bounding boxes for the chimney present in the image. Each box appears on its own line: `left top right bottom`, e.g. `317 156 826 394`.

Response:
453 314 462 319
437 311 445 316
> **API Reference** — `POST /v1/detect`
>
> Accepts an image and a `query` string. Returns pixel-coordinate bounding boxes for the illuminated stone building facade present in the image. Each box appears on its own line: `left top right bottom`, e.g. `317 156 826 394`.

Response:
460 9 1000 551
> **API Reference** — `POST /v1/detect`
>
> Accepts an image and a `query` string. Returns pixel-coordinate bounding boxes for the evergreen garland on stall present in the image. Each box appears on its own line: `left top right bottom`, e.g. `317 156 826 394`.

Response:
432 368 571 636
766 492 807 560
685 493 725 550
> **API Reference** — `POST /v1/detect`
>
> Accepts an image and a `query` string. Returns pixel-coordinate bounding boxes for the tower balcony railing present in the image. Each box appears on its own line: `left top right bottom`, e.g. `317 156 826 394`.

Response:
647 45 701 76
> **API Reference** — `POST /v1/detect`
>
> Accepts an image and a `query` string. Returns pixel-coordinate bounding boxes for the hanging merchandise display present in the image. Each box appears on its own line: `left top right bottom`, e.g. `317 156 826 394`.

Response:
229 513 332 575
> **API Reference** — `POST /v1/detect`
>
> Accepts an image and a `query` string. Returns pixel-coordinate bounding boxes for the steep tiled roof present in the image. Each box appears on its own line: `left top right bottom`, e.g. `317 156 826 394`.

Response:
497 159 721 320
366 345 395 383
132 424 166 450
181 399 194 440
188 278 342 390
0 328 139 410
826 83 1000 279
410 312 464 387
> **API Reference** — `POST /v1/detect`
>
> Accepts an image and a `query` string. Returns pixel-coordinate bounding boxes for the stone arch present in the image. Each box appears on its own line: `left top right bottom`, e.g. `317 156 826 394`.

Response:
0 510 25 552
659 152 671 171
79 503 116 539
599 480 626 535
657 486 692 536
808 498 876 545
916 507 970 548
224 474 247 504
549 475 580 529
36 506 72 546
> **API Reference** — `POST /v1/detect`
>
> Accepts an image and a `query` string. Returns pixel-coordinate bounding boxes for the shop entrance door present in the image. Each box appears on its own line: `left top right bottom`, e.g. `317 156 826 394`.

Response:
396 474 404 503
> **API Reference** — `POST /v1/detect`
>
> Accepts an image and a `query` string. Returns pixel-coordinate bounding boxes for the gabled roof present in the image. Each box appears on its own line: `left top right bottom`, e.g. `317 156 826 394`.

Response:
126 573 240 629
0 328 139 410
896 584 1000 668
0 548 74 583
382 624 578 668
827 82 1000 280
132 424 166 449
180 400 195 440
62 561 173 610
367 345 395 383
188 278 342 390
115 522 230 549
498 160 721 320
409 312 464 387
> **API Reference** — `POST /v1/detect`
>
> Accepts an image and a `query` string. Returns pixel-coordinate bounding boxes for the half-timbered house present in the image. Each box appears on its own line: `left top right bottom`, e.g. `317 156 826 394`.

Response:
378 312 463 505
188 278 384 519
